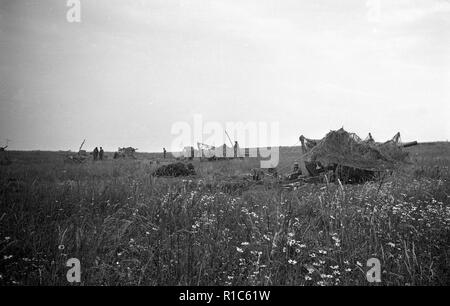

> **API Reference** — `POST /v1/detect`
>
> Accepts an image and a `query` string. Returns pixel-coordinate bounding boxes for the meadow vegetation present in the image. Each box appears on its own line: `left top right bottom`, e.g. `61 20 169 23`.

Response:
0 143 449 285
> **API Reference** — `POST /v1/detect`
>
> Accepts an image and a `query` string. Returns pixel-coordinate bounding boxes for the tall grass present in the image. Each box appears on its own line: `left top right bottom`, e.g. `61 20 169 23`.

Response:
0 147 449 285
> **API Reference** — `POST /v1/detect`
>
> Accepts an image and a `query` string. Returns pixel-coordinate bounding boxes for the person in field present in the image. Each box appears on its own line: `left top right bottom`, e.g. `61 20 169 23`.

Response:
163 148 166 159
99 147 104 160
93 147 99 161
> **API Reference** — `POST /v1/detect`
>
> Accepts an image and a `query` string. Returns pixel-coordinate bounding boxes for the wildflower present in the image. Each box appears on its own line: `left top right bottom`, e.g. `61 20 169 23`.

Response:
305 275 312 281
356 261 362 267
331 236 341 247
5 237 10 241
236 247 244 253
330 265 339 270
298 244 306 248
145 231 150 235
345 268 352 272
288 259 297 265
318 249 327 255
387 242 396 247
3 255 13 260
241 242 249 246
58 245 65 251
309 253 317 258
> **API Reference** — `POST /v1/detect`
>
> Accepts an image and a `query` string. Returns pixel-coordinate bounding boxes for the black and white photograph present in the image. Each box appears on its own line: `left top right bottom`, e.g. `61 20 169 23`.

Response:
0 0 449 294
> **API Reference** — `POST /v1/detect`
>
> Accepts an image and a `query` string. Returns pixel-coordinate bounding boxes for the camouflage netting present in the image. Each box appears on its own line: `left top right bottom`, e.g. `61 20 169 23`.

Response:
153 162 196 177
303 128 409 171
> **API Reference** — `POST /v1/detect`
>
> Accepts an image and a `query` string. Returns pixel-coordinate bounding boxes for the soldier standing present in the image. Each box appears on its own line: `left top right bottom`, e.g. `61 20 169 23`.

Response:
99 147 104 160
163 148 166 159
93 147 99 161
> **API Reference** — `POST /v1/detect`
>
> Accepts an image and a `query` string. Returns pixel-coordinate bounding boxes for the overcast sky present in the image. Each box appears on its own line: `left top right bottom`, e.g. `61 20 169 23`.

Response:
1 0 449 151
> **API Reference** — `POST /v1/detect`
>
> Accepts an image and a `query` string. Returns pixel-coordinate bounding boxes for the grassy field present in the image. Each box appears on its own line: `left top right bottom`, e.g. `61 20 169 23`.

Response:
0 143 449 285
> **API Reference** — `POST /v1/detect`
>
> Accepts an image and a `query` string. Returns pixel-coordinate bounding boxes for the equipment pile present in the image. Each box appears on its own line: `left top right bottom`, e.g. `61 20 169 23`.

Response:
114 147 137 159
153 162 196 177
285 128 417 185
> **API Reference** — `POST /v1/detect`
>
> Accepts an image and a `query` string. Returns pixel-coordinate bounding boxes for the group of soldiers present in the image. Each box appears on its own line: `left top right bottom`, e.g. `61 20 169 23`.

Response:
92 147 167 161
92 147 104 161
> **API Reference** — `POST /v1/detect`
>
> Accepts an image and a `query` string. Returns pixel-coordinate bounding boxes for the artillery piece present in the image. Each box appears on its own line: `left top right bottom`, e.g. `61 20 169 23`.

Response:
285 129 418 185
63 139 89 164
197 142 216 159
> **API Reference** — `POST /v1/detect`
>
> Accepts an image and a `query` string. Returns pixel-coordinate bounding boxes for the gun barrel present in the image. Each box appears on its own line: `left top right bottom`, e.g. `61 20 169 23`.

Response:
402 141 418 148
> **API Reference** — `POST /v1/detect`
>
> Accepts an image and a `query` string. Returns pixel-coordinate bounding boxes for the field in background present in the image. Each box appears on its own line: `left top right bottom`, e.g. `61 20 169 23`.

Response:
0 143 449 285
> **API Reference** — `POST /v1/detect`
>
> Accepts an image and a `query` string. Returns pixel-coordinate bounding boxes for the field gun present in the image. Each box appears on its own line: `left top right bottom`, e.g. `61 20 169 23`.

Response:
63 139 88 164
197 142 216 159
285 129 417 185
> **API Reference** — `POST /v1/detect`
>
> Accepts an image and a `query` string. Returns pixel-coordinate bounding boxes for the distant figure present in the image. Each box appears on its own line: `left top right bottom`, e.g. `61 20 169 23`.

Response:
93 147 99 161
99 147 104 160
234 141 238 158
251 168 264 181
163 148 166 159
